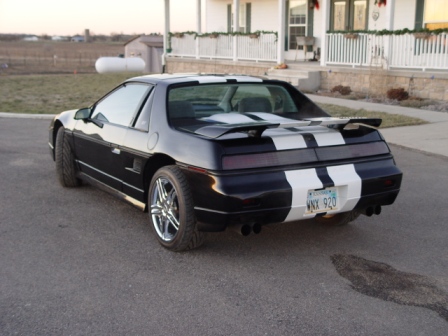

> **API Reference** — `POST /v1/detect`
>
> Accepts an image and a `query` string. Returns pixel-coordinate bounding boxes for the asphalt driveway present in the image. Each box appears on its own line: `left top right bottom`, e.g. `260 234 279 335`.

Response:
1 118 447 335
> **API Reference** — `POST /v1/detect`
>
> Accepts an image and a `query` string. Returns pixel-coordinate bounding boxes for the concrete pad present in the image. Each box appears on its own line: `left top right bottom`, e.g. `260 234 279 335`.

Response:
380 122 448 157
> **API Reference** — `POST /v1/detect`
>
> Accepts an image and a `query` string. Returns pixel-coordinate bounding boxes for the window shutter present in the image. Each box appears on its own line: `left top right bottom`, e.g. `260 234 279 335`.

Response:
307 1 314 52
246 3 252 33
414 0 425 30
285 1 289 51
227 4 232 32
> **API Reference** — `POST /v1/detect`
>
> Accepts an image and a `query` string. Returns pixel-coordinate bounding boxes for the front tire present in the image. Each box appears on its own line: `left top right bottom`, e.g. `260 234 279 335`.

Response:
148 166 204 251
55 126 81 188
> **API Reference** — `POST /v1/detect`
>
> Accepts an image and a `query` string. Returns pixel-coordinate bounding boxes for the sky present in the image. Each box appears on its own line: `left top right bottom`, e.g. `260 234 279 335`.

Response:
0 0 201 36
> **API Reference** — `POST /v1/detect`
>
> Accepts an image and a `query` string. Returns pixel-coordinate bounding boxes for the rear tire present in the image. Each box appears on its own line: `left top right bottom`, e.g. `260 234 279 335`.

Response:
315 210 360 226
149 166 204 252
55 127 81 188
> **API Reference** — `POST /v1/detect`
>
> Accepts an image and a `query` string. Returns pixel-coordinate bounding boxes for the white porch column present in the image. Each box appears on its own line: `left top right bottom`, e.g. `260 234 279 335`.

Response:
163 0 170 67
196 0 202 59
233 0 240 61
385 0 395 30
320 0 330 66
384 0 395 70
277 0 285 64
196 0 202 33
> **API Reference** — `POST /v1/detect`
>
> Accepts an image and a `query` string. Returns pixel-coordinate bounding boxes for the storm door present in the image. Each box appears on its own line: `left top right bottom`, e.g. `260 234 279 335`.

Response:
288 0 308 50
331 0 368 31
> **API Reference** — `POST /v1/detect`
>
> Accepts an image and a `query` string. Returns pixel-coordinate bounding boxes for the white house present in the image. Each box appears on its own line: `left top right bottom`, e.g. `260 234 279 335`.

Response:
163 0 448 100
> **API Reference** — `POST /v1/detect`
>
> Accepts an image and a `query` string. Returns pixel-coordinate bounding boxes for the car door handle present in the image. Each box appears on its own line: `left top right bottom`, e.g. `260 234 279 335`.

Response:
111 147 121 155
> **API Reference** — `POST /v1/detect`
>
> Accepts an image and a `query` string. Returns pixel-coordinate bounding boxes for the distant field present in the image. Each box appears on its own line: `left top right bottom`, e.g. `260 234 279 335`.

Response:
0 73 427 128
0 41 124 75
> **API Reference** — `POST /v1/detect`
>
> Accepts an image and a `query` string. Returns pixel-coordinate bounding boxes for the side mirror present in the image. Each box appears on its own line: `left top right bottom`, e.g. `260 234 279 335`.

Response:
74 107 104 128
75 108 91 120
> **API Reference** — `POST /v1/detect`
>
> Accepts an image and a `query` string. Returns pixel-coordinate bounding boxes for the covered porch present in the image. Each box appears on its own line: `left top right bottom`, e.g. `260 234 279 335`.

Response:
162 0 448 71
166 31 448 71
162 0 448 101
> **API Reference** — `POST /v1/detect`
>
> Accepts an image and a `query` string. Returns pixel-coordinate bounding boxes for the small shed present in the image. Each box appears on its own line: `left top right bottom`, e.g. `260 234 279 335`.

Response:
124 35 163 74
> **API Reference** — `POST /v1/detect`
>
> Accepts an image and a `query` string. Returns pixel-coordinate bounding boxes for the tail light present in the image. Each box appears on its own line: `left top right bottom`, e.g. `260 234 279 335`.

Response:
222 142 390 170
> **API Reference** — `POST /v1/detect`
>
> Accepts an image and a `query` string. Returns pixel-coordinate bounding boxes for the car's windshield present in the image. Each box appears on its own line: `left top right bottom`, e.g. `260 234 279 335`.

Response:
167 82 328 132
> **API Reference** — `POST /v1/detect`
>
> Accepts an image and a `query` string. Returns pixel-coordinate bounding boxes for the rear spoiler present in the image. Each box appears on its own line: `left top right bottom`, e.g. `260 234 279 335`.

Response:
186 117 382 139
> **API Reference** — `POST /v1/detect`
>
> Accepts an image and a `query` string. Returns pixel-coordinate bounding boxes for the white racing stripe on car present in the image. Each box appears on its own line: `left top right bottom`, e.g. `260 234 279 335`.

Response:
232 76 263 82
195 76 228 83
202 113 255 123
201 112 346 149
264 128 308 150
313 129 346 146
326 164 362 214
284 168 323 221
246 112 311 128
283 164 361 222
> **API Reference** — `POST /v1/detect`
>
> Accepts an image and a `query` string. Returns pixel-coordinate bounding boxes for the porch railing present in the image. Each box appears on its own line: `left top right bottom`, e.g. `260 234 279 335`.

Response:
168 33 278 62
326 33 448 71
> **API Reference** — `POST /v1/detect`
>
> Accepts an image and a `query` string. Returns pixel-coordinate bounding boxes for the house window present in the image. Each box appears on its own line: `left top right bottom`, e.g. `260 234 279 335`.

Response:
331 0 367 31
424 0 448 29
227 3 251 33
289 0 307 49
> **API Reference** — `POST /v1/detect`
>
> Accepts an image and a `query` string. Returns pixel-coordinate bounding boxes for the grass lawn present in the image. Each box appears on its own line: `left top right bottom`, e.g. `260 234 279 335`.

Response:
0 73 427 128
0 73 133 114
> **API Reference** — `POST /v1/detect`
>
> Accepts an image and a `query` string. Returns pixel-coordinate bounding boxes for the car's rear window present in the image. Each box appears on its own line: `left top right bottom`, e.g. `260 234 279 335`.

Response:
167 82 327 131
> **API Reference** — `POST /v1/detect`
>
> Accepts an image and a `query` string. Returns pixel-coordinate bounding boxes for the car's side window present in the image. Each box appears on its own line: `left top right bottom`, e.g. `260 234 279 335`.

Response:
133 88 155 131
91 84 151 127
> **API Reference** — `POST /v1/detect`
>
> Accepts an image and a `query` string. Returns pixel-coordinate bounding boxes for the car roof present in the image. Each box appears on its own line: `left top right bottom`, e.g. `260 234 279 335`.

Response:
125 73 267 86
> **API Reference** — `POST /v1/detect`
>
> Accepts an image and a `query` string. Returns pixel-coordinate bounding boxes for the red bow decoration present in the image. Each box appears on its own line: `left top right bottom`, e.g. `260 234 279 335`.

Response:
375 0 387 6
311 0 320 10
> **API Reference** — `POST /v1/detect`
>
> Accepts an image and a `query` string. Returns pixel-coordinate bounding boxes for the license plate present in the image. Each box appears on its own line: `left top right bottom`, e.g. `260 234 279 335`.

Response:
306 188 339 214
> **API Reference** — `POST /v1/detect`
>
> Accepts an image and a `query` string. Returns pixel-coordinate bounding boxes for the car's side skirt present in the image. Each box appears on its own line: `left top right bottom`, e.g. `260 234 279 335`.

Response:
77 172 147 212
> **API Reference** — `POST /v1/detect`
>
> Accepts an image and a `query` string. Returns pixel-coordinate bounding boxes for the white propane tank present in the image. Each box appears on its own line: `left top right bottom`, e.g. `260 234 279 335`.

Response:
95 57 145 74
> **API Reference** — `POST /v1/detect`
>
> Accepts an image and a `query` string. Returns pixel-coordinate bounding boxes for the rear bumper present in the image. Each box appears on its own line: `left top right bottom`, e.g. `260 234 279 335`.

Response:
185 157 402 232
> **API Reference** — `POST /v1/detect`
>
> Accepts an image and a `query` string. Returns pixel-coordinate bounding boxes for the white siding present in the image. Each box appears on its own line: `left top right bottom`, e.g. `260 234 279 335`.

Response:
393 0 417 29
367 0 417 30
206 0 279 32
251 0 278 31
205 0 229 32
368 2 388 30
313 4 323 49
204 0 421 45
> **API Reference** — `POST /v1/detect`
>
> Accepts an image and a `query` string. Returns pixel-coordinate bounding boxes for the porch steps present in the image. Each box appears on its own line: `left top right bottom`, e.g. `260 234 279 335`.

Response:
266 65 320 92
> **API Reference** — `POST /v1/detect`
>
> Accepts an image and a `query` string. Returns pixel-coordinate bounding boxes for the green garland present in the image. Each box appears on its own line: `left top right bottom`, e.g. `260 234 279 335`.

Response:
168 30 278 45
326 28 448 35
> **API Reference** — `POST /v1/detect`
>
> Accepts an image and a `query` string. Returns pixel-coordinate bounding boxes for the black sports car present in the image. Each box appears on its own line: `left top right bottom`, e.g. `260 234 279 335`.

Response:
49 74 402 251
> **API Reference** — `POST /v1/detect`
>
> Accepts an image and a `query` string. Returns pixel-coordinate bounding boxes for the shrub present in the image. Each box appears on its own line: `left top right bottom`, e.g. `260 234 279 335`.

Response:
331 85 352 95
387 88 409 101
